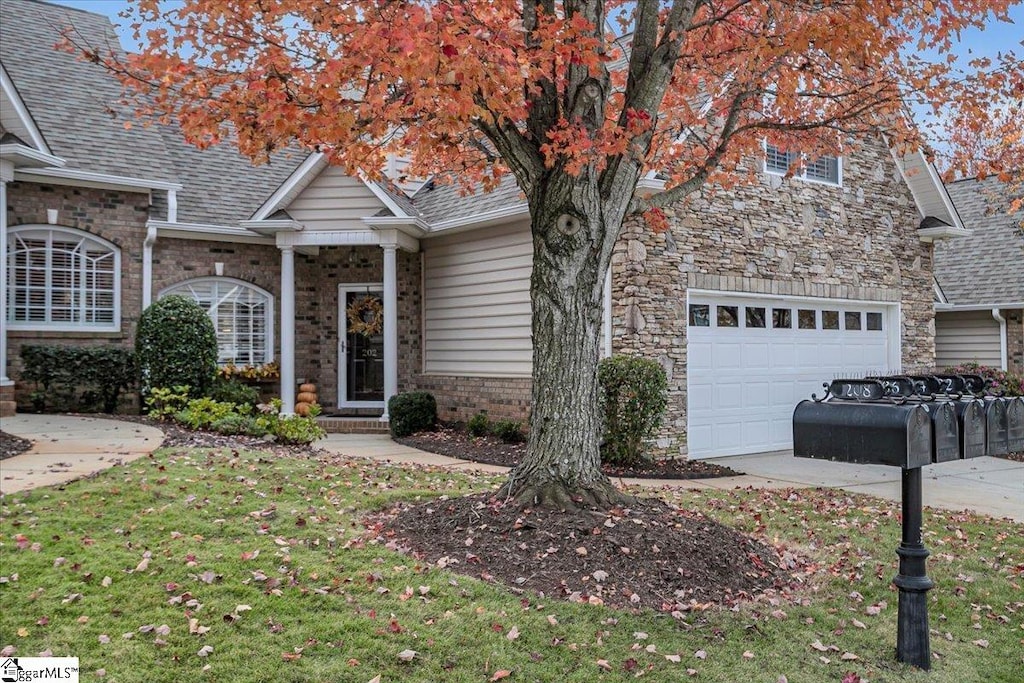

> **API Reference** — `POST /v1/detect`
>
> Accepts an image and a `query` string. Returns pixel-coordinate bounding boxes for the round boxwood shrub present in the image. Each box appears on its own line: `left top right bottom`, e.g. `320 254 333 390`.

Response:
388 391 437 437
598 354 668 465
136 295 218 400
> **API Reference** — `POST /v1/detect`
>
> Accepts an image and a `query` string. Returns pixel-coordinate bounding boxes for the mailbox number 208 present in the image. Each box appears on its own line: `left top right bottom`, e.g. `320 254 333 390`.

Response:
840 383 875 398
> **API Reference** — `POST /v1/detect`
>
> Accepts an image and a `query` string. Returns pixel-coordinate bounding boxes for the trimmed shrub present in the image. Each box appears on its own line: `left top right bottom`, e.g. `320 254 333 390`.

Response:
491 419 524 443
145 385 192 420
943 362 1023 397
136 296 218 402
19 345 136 413
208 377 260 407
387 391 437 437
598 355 668 465
467 412 490 437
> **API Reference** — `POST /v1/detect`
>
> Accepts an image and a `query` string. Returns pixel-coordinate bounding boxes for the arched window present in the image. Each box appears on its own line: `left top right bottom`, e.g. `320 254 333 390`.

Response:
159 278 274 366
6 226 120 331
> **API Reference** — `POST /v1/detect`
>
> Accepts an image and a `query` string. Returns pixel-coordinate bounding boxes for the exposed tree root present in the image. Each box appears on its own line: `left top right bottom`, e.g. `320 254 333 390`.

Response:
498 476 636 512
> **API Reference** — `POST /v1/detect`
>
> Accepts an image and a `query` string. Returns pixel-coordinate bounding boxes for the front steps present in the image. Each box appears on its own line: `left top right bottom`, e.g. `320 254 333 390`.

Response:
316 416 390 434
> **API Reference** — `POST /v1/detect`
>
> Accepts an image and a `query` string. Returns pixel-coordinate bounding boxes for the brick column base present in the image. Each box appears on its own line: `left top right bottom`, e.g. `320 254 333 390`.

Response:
0 383 15 418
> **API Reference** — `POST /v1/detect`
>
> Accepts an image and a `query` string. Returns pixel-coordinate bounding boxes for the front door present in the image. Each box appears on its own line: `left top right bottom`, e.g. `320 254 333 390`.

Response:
338 284 385 409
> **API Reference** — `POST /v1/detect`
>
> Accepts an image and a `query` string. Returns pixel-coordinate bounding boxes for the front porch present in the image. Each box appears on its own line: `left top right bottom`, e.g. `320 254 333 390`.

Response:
246 223 422 418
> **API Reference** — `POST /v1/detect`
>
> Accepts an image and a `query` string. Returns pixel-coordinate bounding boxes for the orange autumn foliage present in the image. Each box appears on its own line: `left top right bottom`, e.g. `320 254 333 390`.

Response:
66 0 1020 218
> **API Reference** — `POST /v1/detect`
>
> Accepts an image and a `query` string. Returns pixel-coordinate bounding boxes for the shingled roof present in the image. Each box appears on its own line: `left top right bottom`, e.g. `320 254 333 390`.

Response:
934 176 1024 306
411 174 527 225
0 0 177 181
0 0 304 225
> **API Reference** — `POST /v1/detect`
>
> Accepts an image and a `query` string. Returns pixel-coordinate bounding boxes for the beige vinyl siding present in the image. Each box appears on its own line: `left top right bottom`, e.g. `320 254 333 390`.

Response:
935 311 1002 368
285 166 387 229
423 222 533 376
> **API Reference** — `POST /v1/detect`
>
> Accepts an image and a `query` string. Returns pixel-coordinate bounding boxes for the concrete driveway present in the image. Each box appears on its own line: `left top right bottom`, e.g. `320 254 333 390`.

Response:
712 450 1024 521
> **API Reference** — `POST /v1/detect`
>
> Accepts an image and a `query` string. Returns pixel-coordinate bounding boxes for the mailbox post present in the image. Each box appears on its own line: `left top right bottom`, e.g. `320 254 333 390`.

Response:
893 466 934 669
794 373 1020 669
794 378 939 669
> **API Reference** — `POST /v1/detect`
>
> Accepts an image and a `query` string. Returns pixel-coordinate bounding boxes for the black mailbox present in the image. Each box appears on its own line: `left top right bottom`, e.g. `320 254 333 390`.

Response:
907 375 987 460
793 380 933 469
869 375 961 463
985 398 1009 456
951 399 987 458
1007 397 1024 453
927 401 961 463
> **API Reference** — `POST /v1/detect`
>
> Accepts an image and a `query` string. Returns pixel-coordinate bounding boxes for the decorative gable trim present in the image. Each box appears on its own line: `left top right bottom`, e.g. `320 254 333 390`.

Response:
892 148 964 231
0 64 50 154
250 152 326 220
251 152 413 221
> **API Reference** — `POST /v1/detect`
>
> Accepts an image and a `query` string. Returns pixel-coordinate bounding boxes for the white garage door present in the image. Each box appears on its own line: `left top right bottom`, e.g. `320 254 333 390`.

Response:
686 294 897 458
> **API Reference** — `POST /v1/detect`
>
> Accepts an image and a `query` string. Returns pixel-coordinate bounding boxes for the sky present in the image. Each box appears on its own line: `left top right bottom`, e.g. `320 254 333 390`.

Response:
45 0 1024 65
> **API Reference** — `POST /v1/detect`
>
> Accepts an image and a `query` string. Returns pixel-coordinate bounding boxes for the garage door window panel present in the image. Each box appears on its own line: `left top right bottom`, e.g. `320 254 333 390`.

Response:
866 312 883 330
798 309 817 329
746 306 767 328
688 304 710 327
845 312 862 330
717 305 739 327
822 310 840 329
772 308 792 328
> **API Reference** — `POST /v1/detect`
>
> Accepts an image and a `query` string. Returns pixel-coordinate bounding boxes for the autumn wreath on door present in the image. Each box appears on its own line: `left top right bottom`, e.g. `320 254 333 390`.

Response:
346 294 384 336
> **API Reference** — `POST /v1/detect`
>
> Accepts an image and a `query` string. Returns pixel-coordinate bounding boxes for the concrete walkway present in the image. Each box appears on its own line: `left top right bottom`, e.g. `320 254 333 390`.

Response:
1 417 1020 521
321 434 1024 522
1 414 163 495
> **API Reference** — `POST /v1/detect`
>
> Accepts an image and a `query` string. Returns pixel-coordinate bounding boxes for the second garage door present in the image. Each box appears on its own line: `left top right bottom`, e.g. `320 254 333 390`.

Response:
686 294 898 458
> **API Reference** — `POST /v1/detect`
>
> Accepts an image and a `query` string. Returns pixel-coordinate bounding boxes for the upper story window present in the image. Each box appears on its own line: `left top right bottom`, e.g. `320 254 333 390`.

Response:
160 278 274 366
6 226 120 331
764 143 841 186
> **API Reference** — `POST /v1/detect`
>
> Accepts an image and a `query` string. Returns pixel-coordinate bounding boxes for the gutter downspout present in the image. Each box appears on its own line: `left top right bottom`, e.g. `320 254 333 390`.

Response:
142 224 157 310
992 308 1008 370
142 190 175 311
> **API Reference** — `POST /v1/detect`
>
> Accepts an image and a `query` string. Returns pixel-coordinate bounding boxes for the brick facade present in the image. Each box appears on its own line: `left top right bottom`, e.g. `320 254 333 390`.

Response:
5 181 150 407
4 144 944 448
611 139 934 456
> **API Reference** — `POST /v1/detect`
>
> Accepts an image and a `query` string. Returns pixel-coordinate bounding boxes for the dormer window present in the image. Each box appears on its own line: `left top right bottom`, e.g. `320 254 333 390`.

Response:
764 143 841 186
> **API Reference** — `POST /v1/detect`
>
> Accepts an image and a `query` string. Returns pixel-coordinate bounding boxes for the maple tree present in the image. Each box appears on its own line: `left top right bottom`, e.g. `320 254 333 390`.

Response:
84 0 1020 508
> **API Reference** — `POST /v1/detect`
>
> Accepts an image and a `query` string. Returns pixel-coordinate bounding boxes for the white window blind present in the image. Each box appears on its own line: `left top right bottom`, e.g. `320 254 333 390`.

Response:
7 226 119 330
161 278 274 366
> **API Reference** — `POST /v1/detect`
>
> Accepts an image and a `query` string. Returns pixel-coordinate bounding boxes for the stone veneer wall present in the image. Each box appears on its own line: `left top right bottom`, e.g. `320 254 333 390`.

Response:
1007 310 1024 375
611 138 935 457
5 182 150 407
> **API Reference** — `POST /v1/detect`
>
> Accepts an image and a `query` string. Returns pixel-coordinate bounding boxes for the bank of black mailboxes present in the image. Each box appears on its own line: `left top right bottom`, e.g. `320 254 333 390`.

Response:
793 374 1024 469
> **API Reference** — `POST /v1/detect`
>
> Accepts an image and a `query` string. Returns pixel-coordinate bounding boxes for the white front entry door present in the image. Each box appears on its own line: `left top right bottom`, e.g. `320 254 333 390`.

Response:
686 293 899 458
338 284 385 409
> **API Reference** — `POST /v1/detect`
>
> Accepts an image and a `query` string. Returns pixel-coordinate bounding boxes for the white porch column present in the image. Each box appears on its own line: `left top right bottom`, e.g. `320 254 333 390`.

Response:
0 162 12 388
280 245 296 414
381 243 398 420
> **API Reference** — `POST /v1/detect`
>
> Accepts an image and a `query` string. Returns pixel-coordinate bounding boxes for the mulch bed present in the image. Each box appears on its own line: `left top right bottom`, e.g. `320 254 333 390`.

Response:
380 493 798 611
0 431 33 461
396 426 742 479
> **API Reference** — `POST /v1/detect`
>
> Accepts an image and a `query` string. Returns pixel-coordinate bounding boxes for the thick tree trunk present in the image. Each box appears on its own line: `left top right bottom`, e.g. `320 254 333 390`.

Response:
499 176 634 510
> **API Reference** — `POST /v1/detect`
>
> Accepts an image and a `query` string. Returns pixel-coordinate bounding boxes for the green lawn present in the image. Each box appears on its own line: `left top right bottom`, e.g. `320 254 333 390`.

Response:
1 447 1020 682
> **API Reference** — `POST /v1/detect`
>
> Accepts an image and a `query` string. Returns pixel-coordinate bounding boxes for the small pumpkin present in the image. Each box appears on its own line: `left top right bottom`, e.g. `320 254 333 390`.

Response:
299 383 317 393
295 402 312 416
297 392 318 404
